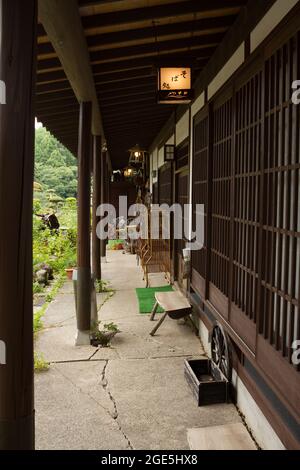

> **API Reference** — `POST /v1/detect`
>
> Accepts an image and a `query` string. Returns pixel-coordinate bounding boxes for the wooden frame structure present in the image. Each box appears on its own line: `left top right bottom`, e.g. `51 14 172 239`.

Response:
190 12 300 449
1 0 299 451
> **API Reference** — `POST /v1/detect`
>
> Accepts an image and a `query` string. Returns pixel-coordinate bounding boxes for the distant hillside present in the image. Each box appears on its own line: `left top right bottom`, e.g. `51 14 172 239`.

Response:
35 127 78 199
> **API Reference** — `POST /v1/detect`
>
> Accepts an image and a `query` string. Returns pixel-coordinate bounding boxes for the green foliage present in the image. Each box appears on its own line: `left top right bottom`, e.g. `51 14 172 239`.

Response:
34 309 44 334
33 274 65 335
35 127 77 199
103 322 119 333
95 279 115 293
91 321 120 347
33 198 77 335
34 353 50 372
33 129 79 342
33 224 77 274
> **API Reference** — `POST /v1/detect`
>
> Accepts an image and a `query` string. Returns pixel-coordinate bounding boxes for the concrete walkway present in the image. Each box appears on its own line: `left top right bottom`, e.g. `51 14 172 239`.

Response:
35 251 243 450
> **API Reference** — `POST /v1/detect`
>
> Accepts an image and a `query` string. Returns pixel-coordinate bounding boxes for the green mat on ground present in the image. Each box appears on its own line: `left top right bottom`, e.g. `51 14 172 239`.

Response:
136 286 174 314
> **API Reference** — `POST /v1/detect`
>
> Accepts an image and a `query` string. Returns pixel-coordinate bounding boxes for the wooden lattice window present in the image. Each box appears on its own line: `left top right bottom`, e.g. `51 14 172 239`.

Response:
158 164 172 205
210 97 232 297
176 140 189 170
260 34 300 364
232 71 263 322
191 111 209 287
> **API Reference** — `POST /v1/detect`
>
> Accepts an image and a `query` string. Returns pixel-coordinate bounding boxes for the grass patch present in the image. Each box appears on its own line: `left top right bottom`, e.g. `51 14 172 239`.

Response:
34 274 65 373
34 274 65 335
136 286 174 314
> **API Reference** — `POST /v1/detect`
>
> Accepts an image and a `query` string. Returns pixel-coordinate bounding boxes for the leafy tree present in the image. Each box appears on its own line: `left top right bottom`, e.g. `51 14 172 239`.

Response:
35 127 78 198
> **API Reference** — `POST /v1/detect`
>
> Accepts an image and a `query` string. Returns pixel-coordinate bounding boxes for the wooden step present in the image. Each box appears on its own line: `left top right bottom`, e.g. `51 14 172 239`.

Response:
187 423 257 450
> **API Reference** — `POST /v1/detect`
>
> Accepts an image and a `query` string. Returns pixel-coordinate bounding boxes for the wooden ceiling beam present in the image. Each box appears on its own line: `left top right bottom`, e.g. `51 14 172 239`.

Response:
106 126 168 137
98 85 155 101
38 0 103 136
37 106 79 119
37 52 205 76
36 80 72 94
102 107 172 120
89 35 222 63
37 57 61 71
43 123 78 134
37 33 220 63
96 76 156 93
37 89 76 104
36 100 78 114
81 1 244 32
37 69 67 84
94 67 155 86
40 117 78 127
38 118 78 131
36 95 78 107
37 16 234 56
86 15 234 51
101 95 157 109
78 0 190 17
104 112 171 127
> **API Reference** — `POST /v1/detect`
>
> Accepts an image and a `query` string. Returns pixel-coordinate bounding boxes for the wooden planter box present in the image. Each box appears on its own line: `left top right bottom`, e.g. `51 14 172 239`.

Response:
184 359 229 406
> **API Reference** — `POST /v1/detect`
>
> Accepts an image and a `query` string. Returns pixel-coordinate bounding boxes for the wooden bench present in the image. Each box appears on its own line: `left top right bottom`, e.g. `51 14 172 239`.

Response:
149 291 192 336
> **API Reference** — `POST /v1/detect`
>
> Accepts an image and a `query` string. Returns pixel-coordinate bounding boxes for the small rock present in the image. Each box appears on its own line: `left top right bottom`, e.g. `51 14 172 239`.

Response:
36 269 49 286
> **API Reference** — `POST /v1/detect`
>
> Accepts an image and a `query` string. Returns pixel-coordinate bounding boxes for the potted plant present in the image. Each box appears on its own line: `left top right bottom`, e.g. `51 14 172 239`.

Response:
65 260 76 280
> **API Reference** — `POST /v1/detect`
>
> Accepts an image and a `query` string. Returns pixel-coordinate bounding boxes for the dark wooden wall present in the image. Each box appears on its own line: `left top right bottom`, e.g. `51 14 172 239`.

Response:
191 19 300 445
110 181 137 218
174 140 189 283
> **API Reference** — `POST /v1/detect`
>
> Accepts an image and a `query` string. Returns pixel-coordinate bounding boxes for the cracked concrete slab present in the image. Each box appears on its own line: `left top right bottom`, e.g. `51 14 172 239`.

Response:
35 251 245 450
104 357 241 450
35 314 96 362
35 363 130 450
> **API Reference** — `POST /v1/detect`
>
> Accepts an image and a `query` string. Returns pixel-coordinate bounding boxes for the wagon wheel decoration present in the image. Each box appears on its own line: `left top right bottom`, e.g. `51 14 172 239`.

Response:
211 324 232 381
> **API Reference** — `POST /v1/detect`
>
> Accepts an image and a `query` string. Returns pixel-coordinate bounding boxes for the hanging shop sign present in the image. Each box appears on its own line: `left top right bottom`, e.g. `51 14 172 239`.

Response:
157 67 193 104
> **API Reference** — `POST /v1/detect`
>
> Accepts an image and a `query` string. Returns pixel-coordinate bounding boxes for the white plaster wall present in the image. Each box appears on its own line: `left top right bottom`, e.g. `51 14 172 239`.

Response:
158 146 165 168
232 370 286 450
191 92 205 118
166 134 175 145
250 0 299 52
149 152 153 191
198 320 210 357
176 110 189 145
208 43 245 100
152 148 158 183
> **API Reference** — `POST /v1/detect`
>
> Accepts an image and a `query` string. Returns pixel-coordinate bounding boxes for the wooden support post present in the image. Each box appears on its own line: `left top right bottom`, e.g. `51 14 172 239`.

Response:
0 0 37 450
100 147 107 260
92 135 102 281
76 102 92 345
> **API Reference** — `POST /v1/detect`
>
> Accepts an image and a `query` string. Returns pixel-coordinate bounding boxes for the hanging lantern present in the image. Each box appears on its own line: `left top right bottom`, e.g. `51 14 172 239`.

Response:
157 67 193 104
128 144 147 166
164 144 176 162
124 167 134 178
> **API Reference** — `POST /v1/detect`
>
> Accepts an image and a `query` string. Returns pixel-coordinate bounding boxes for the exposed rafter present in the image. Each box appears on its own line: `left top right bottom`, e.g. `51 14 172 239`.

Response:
36 0 248 167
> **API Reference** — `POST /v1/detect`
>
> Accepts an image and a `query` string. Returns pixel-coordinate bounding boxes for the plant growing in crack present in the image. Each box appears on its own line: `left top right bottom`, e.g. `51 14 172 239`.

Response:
91 321 120 348
95 279 114 293
34 352 50 372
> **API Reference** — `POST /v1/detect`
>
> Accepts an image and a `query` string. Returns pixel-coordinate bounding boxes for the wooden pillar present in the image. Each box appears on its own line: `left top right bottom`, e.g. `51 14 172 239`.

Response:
0 0 37 450
76 102 92 344
92 135 102 280
100 146 107 259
